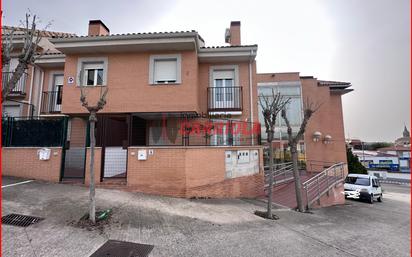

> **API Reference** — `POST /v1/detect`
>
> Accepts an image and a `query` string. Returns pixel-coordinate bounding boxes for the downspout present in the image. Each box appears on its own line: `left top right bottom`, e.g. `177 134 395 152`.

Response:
37 69 45 116
27 66 35 116
249 50 254 145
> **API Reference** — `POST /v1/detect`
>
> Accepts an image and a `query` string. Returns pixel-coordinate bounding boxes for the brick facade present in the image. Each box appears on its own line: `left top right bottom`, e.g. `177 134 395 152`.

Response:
82 146 264 198
2 147 62 182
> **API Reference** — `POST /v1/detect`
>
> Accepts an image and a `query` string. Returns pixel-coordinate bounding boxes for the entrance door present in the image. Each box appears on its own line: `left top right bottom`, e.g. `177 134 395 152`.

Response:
100 116 129 179
52 75 63 112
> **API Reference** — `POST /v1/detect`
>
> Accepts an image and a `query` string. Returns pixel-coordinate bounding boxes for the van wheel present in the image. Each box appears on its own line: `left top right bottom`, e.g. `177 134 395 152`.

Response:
377 194 383 202
369 194 374 204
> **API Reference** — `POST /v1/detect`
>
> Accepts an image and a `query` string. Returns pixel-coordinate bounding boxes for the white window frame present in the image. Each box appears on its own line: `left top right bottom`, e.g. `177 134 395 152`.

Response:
77 57 108 86
149 54 182 85
209 65 239 87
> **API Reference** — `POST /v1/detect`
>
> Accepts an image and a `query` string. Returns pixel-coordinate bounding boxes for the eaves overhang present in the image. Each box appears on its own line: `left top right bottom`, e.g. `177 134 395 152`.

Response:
50 32 200 54
198 45 258 63
35 53 65 68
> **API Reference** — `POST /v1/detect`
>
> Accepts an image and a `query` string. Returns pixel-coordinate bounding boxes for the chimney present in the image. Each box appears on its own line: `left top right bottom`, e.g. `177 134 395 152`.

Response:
88 20 110 36
225 21 241 46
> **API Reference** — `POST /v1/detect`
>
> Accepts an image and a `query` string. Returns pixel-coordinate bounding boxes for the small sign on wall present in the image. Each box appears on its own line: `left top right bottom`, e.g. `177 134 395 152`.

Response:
67 76 74 84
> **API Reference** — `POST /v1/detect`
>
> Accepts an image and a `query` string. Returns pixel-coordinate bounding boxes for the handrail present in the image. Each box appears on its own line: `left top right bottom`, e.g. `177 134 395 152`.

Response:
2 71 28 95
264 162 294 186
303 162 345 210
207 86 243 112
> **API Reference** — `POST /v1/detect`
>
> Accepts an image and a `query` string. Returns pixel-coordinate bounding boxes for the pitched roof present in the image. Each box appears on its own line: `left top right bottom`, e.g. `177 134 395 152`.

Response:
50 30 205 42
2 25 76 38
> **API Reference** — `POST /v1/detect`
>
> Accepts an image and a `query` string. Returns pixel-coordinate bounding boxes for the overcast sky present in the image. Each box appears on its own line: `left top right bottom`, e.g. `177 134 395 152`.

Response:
4 0 410 142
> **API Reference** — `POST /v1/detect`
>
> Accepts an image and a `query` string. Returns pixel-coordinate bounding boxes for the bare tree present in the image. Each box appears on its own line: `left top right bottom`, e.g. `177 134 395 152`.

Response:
2 13 49 102
281 98 321 212
80 87 108 224
259 90 290 218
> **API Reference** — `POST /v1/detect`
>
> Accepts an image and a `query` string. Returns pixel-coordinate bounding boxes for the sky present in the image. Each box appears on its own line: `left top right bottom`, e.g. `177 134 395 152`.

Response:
3 0 410 142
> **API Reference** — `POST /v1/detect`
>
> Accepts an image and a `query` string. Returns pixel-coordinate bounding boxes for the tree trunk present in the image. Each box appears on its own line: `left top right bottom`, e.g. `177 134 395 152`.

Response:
89 112 97 223
291 145 304 212
2 62 28 103
267 131 274 218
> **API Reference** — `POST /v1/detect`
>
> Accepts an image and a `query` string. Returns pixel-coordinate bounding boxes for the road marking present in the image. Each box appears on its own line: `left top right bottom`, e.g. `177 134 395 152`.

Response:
2 180 34 188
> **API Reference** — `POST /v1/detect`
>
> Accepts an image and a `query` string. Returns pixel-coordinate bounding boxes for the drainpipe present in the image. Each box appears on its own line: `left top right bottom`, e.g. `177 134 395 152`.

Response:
27 66 35 116
37 69 45 116
249 50 254 145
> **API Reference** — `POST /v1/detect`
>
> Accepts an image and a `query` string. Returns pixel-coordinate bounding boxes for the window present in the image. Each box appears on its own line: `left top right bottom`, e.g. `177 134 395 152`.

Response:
83 63 104 86
77 57 108 86
213 70 235 102
258 83 303 140
150 54 181 84
344 176 370 186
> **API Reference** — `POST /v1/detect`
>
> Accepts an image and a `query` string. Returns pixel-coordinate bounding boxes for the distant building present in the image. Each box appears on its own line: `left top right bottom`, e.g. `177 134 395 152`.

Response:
376 145 410 172
353 150 399 171
395 126 411 147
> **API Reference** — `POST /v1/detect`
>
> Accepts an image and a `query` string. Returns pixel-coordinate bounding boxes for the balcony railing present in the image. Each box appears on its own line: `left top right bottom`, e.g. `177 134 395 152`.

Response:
207 86 242 112
2 72 27 96
41 88 62 114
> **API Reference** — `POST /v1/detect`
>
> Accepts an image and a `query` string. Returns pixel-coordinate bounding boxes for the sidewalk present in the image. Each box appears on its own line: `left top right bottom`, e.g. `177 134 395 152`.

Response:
2 176 410 257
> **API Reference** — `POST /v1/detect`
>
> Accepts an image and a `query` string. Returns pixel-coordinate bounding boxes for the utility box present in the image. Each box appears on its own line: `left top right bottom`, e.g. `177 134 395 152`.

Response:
237 150 250 164
137 150 147 160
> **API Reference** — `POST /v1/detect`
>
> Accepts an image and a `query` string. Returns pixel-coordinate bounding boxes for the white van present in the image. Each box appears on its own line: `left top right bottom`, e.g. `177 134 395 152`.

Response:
344 174 383 204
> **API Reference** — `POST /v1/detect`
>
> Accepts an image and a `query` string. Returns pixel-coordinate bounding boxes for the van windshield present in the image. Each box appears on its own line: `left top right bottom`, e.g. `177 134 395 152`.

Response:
345 176 370 186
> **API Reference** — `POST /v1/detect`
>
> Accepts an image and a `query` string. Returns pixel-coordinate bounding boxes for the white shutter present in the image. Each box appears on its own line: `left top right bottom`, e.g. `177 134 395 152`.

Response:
54 75 64 86
214 70 234 80
154 59 177 82
83 63 103 70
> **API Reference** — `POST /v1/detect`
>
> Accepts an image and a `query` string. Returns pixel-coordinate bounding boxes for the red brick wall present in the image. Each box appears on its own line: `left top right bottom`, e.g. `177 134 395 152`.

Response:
127 146 265 198
127 147 187 197
2 147 62 182
301 78 348 171
61 51 200 114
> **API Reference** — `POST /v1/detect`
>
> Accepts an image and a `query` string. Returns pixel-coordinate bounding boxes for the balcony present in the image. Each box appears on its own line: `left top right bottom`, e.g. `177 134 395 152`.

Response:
207 86 243 112
41 87 62 114
2 72 27 97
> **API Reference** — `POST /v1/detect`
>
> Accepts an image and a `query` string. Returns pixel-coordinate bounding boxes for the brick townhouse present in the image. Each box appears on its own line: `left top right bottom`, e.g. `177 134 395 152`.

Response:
2 21 351 207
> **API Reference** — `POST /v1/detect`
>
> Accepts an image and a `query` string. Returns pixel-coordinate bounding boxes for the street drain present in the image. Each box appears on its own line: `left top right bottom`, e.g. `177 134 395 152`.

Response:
90 240 154 257
2 213 44 227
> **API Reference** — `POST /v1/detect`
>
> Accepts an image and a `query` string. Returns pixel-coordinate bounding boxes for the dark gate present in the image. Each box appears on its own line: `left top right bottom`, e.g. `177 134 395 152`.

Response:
61 117 88 180
97 116 129 179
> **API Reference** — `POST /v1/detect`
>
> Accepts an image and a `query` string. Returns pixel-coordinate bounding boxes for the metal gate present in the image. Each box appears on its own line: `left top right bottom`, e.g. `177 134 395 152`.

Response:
98 116 129 179
61 117 88 180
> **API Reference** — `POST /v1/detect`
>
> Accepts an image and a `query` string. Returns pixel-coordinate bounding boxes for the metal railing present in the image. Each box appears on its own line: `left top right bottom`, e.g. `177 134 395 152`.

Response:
2 72 27 96
264 162 294 186
207 86 242 112
306 159 337 173
41 89 62 114
143 118 261 147
303 162 345 210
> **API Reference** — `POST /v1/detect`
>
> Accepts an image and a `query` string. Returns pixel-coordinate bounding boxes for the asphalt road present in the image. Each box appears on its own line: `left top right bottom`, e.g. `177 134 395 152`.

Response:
2 177 410 257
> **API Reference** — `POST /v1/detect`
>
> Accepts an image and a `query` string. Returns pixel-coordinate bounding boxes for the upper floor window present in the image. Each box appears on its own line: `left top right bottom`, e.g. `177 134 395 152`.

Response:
149 54 181 85
77 57 108 86
84 63 104 86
